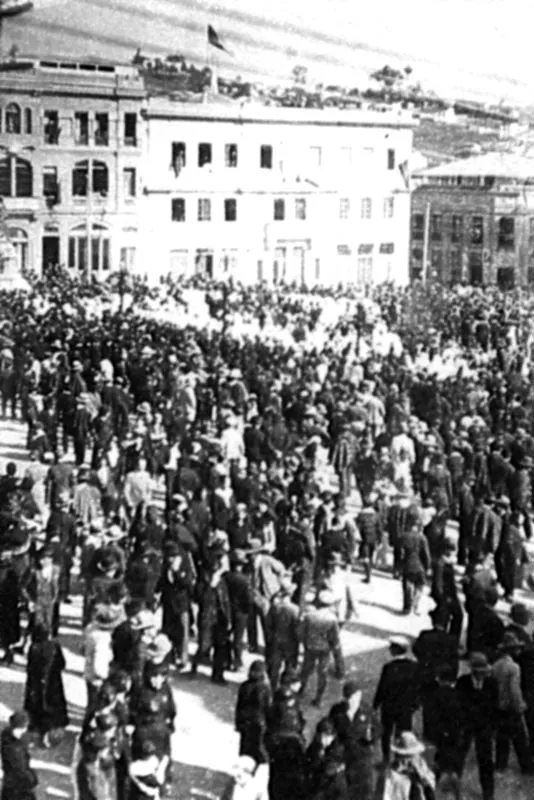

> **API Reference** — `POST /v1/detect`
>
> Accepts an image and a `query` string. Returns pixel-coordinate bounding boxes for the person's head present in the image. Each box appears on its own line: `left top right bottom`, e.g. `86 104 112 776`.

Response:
144 660 167 691
342 680 362 710
511 603 530 628
9 710 29 738
469 651 490 679
5 462 16 477
232 756 256 787
315 717 336 749
248 658 267 683
279 667 300 694
390 731 425 765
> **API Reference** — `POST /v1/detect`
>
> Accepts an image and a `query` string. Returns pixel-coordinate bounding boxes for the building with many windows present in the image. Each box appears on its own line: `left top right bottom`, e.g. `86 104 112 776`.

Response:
139 98 414 285
0 56 145 277
0 56 415 285
410 153 534 287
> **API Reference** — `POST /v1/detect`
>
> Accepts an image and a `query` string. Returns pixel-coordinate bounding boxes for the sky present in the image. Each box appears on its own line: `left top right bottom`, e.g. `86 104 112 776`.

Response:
3 0 533 104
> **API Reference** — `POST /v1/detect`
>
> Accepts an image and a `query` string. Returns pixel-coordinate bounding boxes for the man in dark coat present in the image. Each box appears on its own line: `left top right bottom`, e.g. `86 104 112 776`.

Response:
430 538 463 641
329 681 376 800
158 542 195 668
356 497 382 583
412 607 459 742
457 474 475 566
399 523 430 615
45 497 77 601
456 652 498 800
265 583 299 690
372 636 419 761
470 586 505 664
0 710 38 800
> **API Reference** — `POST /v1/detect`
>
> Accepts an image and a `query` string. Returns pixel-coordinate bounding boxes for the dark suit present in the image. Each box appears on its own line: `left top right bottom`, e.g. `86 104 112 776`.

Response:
413 628 459 741
329 701 375 800
0 728 38 800
456 674 498 800
372 656 420 759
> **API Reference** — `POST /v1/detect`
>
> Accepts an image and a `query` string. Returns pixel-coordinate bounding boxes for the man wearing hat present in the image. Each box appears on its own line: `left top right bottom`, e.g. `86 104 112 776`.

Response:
329 680 376 800
430 537 463 642
1 710 38 800
299 589 344 707
264 580 299 691
491 632 533 774
456 652 499 800
372 636 419 762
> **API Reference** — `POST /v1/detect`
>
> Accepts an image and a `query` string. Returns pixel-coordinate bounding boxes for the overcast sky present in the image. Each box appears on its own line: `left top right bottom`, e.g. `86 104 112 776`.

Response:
4 0 531 103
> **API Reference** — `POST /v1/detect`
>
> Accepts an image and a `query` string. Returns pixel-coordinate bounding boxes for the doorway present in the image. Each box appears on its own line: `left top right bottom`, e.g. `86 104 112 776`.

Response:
42 236 60 273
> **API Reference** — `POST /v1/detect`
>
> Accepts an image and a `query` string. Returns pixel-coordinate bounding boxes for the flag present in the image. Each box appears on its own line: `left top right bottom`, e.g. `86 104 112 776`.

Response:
208 24 230 54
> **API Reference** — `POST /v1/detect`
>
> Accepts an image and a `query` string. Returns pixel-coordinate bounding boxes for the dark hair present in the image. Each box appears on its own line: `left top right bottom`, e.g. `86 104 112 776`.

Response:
248 659 267 681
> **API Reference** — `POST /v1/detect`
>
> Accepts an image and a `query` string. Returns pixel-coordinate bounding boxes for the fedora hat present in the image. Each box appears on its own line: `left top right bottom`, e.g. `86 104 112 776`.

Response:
391 731 425 757
93 604 122 630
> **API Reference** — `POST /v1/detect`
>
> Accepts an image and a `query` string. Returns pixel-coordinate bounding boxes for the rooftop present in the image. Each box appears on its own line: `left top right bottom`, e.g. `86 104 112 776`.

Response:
145 95 415 128
416 152 534 180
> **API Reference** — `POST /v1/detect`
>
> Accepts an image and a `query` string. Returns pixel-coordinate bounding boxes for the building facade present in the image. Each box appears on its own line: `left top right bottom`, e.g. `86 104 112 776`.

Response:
0 57 145 278
0 57 415 286
139 99 414 285
410 153 534 287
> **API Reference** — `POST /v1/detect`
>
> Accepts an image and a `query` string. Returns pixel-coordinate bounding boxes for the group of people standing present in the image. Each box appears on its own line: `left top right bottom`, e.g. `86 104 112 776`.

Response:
0 273 533 800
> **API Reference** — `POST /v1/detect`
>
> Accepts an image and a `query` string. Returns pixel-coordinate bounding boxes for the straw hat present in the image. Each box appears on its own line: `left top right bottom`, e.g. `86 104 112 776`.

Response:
391 731 425 756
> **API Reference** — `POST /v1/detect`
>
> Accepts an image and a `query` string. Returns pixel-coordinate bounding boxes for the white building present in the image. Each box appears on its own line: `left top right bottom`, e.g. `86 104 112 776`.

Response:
139 97 415 286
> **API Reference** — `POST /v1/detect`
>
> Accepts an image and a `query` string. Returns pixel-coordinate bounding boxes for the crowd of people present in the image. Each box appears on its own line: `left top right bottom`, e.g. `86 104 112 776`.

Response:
0 271 534 800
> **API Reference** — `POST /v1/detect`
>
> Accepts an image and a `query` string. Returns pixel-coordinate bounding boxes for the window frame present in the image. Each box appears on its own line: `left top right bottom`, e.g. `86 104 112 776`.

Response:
197 197 211 222
260 145 273 169
224 198 237 222
273 198 285 221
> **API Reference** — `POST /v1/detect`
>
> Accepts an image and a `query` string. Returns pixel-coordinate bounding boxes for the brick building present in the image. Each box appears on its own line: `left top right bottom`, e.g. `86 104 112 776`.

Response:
410 153 534 287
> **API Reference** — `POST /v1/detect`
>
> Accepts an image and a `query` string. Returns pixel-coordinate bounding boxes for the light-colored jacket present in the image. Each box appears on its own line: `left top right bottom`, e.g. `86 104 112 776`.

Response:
83 623 113 684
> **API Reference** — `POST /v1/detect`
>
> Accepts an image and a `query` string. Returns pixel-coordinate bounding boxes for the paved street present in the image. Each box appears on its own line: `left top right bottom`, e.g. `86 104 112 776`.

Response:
0 418 533 799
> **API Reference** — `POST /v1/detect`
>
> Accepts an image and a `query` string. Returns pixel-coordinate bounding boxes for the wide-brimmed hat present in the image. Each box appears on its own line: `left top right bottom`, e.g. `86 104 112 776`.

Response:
93 604 122 630
389 635 411 653
130 609 156 631
498 631 523 652
147 633 172 664
391 731 425 756
317 589 335 607
469 651 490 673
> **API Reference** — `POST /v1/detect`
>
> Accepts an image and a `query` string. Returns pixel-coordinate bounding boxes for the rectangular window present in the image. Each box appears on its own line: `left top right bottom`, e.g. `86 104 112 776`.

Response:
92 162 108 195
470 216 484 245
411 213 425 241
44 110 60 145
497 216 515 250
102 238 110 271
95 113 109 146
68 237 76 269
123 167 136 198
360 198 372 219
274 198 285 221
383 197 394 218
198 143 212 167
224 198 237 222
78 237 87 272
337 245 351 256
124 113 137 146
74 112 89 145
451 214 463 243
380 243 395 255
171 142 186 174
430 246 443 275
225 144 238 168
42 166 58 197
358 244 373 255
431 214 442 242
450 248 462 281
309 147 322 167
295 198 307 220
357 256 373 284
339 198 350 219
120 246 136 271
529 217 534 247
171 198 185 222
198 198 211 221
260 145 273 169
72 162 88 197
469 250 483 284
387 148 395 170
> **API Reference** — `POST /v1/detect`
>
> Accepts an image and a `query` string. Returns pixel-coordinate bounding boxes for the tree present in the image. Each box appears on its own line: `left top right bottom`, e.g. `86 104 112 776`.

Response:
292 65 308 86
132 48 145 66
